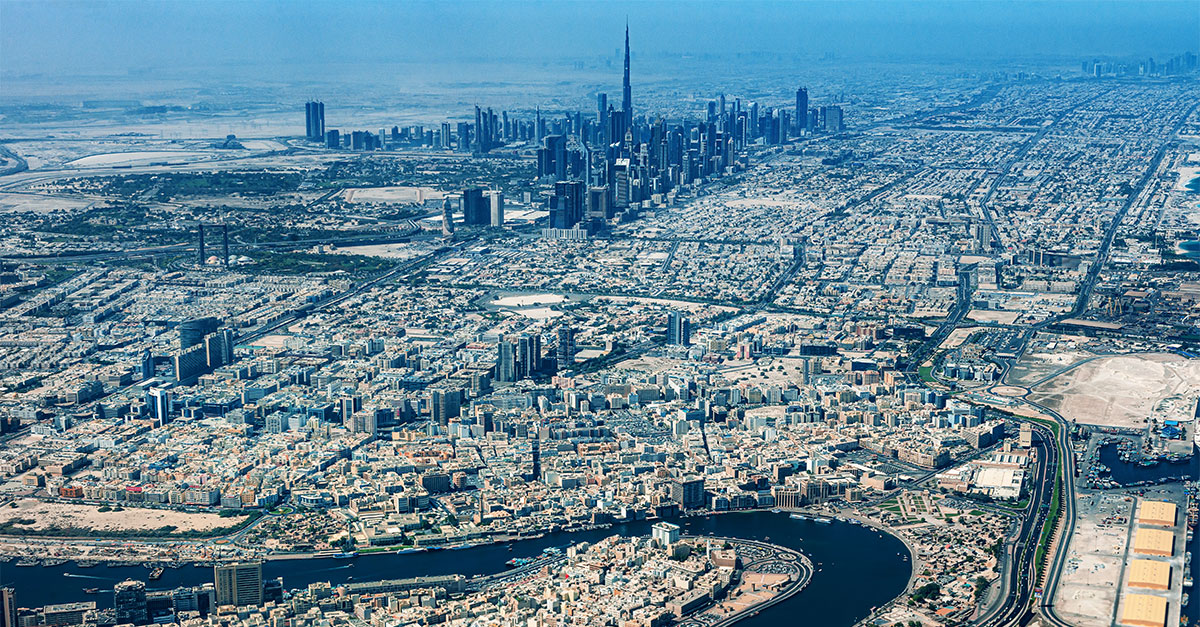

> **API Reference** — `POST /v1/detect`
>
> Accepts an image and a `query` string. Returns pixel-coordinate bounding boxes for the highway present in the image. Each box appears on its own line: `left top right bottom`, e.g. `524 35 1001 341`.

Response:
972 423 1065 627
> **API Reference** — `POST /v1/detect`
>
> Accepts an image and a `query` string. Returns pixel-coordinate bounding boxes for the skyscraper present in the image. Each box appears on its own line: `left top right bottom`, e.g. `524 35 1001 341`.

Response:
304 101 325 141
795 87 809 133
549 180 585 229
148 387 171 427
671 477 705 509
214 561 263 607
495 340 517 382
667 311 691 346
517 333 541 379
178 317 219 349
488 190 504 227
461 187 488 225
556 325 576 371
139 349 155 380
204 328 234 370
441 198 454 237
622 24 632 122
1 587 16 627
430 389 460 425
114 579 148 624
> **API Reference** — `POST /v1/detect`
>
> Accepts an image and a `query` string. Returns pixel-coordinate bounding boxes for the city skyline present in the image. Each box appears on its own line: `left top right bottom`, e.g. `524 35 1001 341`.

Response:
0 3 1197 627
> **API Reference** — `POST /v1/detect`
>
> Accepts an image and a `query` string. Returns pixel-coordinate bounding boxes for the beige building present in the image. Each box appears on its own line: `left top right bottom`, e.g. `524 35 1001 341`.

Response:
1132 528 1174 557
1136 501 1177 528
1126 559 1171 591
214 561 262 607
1120 593 1167 627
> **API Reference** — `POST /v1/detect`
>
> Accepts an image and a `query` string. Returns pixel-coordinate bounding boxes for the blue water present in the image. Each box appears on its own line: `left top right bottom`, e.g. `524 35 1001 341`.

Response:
0 511 911 627
1098 444 1198 485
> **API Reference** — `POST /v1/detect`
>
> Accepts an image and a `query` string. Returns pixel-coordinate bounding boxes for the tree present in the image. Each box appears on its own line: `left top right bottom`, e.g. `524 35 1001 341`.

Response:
974 576 989 599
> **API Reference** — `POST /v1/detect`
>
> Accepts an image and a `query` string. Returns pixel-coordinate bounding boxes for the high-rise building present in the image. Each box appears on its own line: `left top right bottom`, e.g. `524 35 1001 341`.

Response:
487 190 504 227
339 395 361 420
651 521 680 547
537 135 567 180
1 588 16 627
795 87 809 133
304 101 325 141
114 579 148 624
214 561 262 607
430 389 460 425
586 186 611 221
622 24 632 122
147 387 171 427
549 180 585 229
495 340 517 383
461 187 488 225
172 343 207 382
204 329 234 370
441 198 454 237
671 477 705 509
556 325 576 371
178 317 219 349
346 411 377 435
821 105 844 132
667 311 691 346
139 349 155 380
517 333 541 379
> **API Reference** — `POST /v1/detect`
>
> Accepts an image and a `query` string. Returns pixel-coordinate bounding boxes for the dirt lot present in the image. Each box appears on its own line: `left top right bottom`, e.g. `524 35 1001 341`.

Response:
0 498 248 533
1029 353 1200 428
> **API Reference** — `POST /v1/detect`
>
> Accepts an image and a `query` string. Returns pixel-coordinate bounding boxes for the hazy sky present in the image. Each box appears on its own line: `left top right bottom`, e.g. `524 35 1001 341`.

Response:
2 0 1198 78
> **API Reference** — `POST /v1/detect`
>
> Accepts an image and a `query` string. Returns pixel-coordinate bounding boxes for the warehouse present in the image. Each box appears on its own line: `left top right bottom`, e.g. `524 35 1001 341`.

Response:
1119 593 1167 627
1136 500 1177 527
1125 559 1171 591
1131 528 1174 557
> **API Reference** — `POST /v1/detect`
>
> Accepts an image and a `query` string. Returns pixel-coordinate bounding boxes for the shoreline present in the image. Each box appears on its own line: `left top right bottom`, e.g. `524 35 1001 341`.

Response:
0 506 919 575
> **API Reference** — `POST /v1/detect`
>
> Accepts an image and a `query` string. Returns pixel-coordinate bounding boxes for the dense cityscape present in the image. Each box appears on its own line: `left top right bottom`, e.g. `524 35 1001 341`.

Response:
0 2 1197 627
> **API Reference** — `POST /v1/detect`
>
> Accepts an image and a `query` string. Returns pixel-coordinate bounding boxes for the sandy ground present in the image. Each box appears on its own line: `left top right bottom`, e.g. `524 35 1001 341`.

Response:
1007 347 1095 388
966 309 1021 324
340 186 446 203
66 150 215 167
0 498 248 533
335 243 429 260
1029 353 1200 428
1055 492 1133 626
0 192 92 214
247 334 291 349
1172 166 1200 191
491 294 566 307
939 326 984 351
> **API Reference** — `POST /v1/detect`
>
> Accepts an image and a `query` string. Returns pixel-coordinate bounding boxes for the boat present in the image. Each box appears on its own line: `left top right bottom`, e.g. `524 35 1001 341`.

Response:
770 508 781 514
331 551 358 559
83 588 100 594
789 513 809 520
15 559 38 567
148 567 164 580
814 517 833 524
76 560 99 568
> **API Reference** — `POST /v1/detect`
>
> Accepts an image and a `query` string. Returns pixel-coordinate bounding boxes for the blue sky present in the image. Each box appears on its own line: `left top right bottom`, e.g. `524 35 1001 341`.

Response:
2 0 1197 76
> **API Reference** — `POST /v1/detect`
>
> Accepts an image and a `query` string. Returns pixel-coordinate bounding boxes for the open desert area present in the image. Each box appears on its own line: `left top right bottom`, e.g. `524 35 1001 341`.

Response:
0 498 250 534
1028 353 1200 428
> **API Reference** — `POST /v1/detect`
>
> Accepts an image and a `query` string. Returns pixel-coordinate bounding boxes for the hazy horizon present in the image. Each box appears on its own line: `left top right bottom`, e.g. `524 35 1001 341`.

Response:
2 0 1197 82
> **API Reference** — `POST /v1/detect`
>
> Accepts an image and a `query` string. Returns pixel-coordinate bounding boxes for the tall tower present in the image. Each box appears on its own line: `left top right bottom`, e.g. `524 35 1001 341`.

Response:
622 23 632 123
